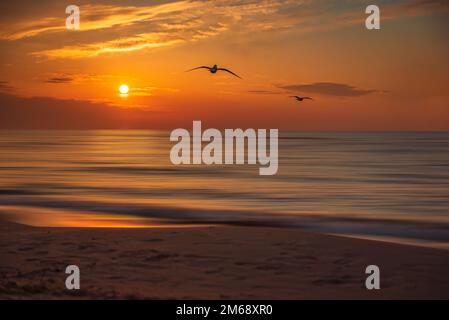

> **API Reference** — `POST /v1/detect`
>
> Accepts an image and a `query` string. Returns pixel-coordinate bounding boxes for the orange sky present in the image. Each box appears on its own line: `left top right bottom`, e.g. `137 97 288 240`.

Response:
0 0 448 130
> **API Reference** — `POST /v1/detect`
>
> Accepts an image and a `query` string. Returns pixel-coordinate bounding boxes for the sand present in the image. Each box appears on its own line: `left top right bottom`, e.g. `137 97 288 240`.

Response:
0 219 448 299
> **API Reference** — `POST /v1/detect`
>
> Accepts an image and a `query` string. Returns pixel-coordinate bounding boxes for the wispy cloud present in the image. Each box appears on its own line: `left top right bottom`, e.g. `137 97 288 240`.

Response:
45 76 74 84
0 2 200 41
43 72 128 84
33 33 184 59
1 0 300 59
0 91 172 129
130 86 179 97
0 17 64 41
0 81 13 91
247 89 284 95
391 0 449 17
1 0 448 60
336 0 449 27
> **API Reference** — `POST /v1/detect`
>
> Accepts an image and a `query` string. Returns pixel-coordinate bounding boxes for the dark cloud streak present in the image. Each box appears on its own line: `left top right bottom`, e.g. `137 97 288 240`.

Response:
277 82 380 97
246 89 284 95
45 76 74 84
0 81 13 91
0 92 168 129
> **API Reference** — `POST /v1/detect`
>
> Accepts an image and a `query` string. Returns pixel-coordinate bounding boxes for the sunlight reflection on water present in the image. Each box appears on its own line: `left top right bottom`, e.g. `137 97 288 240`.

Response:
1 131 449 245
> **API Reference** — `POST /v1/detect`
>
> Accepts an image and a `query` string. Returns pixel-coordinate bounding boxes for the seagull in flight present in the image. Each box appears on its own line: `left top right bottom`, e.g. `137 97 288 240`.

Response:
290 96 313 102
186 64 242 79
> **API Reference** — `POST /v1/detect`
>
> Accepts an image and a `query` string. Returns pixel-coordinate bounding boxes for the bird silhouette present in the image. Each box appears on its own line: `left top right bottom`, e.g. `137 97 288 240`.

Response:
290 96 313 102
186 65 241 79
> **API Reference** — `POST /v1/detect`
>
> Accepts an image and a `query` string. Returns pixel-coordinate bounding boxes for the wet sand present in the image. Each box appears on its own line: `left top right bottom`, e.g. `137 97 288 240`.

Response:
0 219 448 299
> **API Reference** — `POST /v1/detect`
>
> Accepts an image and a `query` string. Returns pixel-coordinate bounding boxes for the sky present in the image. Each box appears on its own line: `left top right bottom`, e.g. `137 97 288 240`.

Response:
0 0 448 130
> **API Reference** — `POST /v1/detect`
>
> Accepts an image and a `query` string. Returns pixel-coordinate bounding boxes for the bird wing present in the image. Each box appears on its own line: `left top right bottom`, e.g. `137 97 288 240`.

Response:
289 96 299 98
217 68 242 79
303 97 313 100
186 66 210 72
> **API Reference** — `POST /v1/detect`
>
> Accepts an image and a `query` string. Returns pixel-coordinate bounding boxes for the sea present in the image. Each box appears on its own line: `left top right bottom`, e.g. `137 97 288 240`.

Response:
1 130 448 248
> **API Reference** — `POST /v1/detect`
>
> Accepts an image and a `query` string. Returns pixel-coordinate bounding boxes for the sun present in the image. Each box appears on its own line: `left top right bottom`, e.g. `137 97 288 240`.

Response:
119 84 129 94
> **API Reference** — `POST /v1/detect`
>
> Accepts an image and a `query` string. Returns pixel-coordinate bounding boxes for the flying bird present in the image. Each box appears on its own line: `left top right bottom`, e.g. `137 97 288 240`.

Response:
290 96 313 102
186 65 242 79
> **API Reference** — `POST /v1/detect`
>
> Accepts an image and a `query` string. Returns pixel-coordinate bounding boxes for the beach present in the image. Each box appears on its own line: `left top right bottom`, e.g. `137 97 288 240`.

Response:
1 218 448 299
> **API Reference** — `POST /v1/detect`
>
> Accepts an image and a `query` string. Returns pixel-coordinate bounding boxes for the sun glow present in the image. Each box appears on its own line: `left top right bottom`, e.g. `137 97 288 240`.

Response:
119 84 129 94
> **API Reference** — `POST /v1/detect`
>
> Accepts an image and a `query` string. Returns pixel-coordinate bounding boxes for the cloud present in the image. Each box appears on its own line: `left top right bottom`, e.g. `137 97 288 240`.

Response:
2 0 448 60
398 0 449 16
277 82 380 97
336 0 449 26
247 89 284 95
0 92 171 129
33 33 184 59
2 0 299 59
130 86 179 97
43 72 124 84
0 17 64 41
45 76 74 84
0 2 200 41
0 81 13 91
